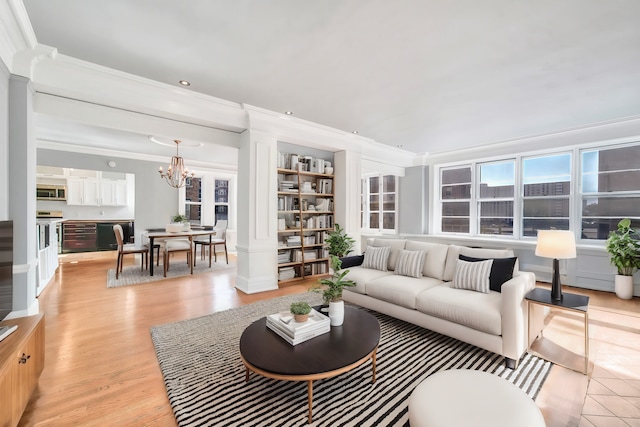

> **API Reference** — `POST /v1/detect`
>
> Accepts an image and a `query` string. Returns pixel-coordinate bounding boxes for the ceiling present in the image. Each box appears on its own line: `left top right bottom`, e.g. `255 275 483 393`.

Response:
22 0 640 156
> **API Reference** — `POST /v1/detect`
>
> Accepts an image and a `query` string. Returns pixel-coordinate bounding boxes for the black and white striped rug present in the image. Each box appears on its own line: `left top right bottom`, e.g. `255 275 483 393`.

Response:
150 293 552 427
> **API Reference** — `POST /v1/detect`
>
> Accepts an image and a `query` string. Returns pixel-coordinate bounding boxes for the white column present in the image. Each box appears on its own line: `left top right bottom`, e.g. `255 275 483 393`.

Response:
334 150 362 252
8 75 38 317
235 129 279 293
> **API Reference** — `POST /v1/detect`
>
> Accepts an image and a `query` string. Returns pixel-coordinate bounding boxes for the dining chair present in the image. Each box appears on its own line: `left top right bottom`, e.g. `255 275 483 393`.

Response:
163 239 193 277
194 220 228 266
113 224 149 279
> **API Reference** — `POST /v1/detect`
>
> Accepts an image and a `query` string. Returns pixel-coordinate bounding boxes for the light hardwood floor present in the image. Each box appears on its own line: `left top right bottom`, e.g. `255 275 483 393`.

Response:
17 253 640 426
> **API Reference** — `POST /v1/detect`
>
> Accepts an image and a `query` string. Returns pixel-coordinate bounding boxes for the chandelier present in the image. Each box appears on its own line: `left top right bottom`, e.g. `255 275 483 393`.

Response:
158 139 194 188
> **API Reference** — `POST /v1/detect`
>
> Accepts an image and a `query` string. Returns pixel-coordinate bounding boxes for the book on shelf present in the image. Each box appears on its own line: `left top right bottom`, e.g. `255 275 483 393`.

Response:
317 179 332 194
278 267 296 280
266 309 330 345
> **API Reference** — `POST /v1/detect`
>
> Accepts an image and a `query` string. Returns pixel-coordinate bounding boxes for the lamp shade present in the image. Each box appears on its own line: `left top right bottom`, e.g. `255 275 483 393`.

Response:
535 230 577 259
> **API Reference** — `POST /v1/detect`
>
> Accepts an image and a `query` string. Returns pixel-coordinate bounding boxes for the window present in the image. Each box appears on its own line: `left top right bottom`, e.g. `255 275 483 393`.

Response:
184 177 202 225
580 144 640 239
214 179 229 223
435 140 640 241
478 161 514 236
522 153 571 236
182 175 233 227
361 174 398 232
440 166 471 233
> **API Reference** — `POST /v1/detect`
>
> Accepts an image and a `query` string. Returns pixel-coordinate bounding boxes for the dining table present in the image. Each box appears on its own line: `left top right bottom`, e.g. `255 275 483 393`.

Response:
144 228 217 276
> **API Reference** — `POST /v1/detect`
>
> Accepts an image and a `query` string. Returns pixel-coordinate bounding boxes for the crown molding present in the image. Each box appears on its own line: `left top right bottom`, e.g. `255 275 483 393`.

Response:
419 114 640 165
244 104 415 169
27 50 248 133
36 139 237 172
0 0 36 71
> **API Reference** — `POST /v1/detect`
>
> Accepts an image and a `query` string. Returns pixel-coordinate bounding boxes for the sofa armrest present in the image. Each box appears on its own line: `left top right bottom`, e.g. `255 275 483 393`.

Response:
340 254 365 269
500 271 536 361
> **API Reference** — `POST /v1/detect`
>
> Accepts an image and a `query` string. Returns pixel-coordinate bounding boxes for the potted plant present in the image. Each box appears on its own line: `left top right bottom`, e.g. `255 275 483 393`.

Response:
312 256 356 326
170 214 190 231
326 223 355 258
290 301 312 323
605 218 640 299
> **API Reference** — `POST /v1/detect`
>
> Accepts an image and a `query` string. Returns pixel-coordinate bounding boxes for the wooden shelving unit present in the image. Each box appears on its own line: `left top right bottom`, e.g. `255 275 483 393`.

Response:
277 166 334 283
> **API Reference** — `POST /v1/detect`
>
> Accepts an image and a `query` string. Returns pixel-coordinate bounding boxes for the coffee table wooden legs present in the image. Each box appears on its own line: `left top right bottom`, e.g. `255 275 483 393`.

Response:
242 348 378 423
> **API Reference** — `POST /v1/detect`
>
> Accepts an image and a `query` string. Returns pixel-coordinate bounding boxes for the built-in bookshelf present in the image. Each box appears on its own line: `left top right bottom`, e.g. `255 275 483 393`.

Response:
277 152 334 283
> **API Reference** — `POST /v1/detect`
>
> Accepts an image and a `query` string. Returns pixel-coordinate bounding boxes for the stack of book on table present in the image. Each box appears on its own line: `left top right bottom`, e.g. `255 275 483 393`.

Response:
266 309 330 345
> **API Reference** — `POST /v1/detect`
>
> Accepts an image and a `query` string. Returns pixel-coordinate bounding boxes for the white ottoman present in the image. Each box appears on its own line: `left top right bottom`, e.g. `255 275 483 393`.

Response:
408 370 546 427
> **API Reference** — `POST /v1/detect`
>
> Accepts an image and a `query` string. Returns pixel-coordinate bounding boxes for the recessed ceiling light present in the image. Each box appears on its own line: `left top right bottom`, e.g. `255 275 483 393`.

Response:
397 144 404 148
352 131 359 134
285 111 293 115
179 80 191 87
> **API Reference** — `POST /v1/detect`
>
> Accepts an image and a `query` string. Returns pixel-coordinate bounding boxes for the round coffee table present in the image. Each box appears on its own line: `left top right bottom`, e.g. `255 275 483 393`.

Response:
239 306 380 423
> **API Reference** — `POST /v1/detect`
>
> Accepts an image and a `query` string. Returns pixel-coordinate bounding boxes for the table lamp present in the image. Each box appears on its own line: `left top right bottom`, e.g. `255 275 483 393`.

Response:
535 230 577 301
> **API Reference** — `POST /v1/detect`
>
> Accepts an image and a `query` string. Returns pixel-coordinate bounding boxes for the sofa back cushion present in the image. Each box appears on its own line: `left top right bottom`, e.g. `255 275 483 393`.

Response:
371 238 406 271
443 245 516 282
405 240 449 280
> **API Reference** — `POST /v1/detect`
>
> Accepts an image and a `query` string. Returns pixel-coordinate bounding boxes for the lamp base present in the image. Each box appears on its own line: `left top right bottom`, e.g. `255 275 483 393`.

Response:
551 258 563 301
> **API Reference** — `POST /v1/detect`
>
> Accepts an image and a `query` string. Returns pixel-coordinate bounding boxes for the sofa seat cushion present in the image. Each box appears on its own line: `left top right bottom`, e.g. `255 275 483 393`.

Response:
415 285 502 336
344 266 394 294
366 275 444 310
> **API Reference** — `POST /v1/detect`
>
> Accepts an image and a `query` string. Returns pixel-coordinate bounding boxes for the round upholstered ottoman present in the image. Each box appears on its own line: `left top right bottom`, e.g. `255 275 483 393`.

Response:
408 370 546 427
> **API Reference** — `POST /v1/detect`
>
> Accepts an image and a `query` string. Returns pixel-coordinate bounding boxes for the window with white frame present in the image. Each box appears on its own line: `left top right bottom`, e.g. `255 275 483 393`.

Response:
522 153 571 236
580 144 640 239
184 177 202 224
478 161 514 236
440 166 471 233
183 175 232 227
361 174 398 232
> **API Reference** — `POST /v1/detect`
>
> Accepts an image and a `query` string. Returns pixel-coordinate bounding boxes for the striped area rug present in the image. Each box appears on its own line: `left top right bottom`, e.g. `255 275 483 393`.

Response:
150 293 552 427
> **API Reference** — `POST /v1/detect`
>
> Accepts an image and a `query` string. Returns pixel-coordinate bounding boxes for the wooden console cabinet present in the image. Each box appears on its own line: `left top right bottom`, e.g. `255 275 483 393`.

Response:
0 314 45 427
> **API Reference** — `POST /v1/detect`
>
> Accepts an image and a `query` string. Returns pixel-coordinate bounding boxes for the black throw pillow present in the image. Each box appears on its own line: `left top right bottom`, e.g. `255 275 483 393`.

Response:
458 254 517 292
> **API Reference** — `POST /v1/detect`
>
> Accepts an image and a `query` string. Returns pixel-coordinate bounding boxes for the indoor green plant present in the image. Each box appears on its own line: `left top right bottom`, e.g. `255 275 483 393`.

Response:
312 256 356 326
290 301 312 322
325 223 355 258
605 218 640 299
171 214 188 224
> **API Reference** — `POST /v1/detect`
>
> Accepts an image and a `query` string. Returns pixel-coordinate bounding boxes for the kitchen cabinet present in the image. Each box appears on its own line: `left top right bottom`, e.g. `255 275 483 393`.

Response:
62 222 97 252
100 180 127 206
0 314 45 427
66 178 99 206
67 178 126 206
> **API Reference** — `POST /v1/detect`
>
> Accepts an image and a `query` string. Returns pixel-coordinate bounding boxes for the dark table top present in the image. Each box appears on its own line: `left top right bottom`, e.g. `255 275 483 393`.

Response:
239 306 380 376
525 287 590 313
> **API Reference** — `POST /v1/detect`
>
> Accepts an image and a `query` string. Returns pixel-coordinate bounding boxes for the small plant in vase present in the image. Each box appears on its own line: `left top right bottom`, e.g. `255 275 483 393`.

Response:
290 302 312 323
605 218 640 299
311 256 356 326
171 214 190 231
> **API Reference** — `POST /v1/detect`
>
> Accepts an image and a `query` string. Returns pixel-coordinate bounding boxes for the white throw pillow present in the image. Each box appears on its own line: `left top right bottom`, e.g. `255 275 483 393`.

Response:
452 259 493 293
362 246 391 271
394 250 426 278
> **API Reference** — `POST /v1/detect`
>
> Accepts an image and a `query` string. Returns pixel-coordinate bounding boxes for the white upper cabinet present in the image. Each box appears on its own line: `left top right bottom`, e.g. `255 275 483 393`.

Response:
67 178 100 206
100 180 127 206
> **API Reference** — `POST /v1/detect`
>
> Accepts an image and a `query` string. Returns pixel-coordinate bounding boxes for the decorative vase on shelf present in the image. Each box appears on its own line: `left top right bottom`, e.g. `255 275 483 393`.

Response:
614 274 634 300
328 300 344 326
324 166 334 175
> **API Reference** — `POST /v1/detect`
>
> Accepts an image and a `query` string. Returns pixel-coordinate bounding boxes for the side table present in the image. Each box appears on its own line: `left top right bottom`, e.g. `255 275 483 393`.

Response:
526 287 590 374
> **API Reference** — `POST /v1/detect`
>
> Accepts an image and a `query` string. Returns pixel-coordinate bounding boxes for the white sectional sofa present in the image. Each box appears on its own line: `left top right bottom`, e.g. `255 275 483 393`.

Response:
342 238 540 368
